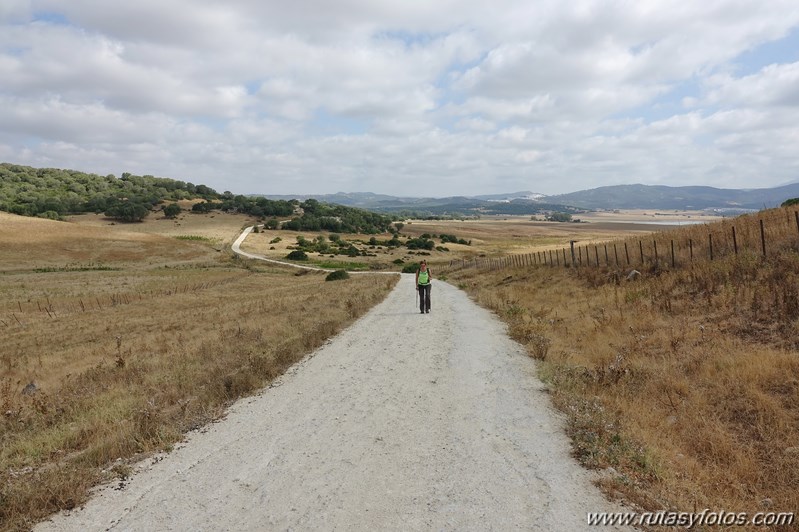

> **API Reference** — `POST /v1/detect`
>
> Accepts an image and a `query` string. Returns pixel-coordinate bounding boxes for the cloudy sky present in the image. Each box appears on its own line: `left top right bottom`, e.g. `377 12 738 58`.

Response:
1 1 798 197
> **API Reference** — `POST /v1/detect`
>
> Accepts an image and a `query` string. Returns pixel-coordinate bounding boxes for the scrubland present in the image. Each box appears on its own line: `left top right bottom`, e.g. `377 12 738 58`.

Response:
446 207 799 525
5 204 796 529
0 212 397 531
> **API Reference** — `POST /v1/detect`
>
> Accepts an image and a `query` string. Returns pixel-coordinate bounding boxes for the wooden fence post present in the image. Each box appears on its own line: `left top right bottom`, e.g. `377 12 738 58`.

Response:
732 226 738 255
709 233 714 261
625 242 630 265
613 244 619 265
760 219 766 257
570 240 576 266
549 250 554 267
604 244 609 265
594 246 600 266
671 240 675 268
639 240 644 265
653 240 658 264
689 239 693 262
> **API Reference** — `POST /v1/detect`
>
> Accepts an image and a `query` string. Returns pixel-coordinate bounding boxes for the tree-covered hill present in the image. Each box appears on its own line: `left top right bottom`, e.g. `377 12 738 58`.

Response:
0 163 219 220
0 163 395 232
279 198 393 234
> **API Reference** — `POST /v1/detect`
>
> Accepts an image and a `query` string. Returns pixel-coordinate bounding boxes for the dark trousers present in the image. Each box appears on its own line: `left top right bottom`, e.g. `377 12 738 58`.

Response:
418 284 431 312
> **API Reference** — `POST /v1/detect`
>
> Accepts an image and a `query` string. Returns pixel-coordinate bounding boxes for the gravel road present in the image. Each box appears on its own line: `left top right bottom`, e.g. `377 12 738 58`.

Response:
38 274 629 531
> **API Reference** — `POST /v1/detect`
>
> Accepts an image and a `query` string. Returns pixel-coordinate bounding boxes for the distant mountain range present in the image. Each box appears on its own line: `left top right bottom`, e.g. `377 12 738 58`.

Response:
261 183 799 215
547 183 799 211
261 191 569 216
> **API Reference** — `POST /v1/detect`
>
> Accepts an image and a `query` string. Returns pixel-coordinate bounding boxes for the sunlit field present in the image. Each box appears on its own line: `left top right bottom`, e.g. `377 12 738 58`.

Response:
0 211 397 531
240 212 710 272
7 206 783 530
446 207 799 526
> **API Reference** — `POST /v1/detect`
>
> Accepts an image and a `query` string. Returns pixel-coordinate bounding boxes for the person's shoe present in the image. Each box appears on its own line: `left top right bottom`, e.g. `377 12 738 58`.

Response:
420 310 425 314
425 309 430 313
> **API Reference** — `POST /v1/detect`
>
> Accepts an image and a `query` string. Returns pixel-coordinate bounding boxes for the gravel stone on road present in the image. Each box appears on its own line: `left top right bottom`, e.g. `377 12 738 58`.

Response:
38 274 630 531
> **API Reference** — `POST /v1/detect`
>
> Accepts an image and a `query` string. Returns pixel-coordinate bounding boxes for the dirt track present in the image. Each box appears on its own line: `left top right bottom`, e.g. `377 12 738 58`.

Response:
38 274 629 531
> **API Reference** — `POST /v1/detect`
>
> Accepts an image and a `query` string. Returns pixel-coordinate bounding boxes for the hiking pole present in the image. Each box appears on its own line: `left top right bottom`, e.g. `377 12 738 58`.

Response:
415 285 418 311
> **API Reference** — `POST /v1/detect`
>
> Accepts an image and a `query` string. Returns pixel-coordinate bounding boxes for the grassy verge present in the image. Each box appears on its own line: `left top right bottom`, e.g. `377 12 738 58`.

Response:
31 263 122 273
173 235 219 243
447 242 799 523
309 259 376 271
0 262 397 530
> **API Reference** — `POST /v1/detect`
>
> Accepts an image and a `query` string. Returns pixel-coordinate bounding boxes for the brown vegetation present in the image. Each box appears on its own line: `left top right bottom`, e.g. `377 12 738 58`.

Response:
446 207 799 526
0 212 397 531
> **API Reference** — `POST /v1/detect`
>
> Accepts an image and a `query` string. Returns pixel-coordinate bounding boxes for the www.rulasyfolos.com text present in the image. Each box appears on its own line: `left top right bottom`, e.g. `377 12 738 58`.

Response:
587 509 794 528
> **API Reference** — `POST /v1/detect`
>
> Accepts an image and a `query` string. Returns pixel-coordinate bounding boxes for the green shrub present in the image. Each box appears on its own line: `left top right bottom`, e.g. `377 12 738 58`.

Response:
105 201 150 222
36 210 63 221
406 237 434 250
402 262 420 273
163 203 182 218
325 270 350 281
392 258 405 264
286 250 308 261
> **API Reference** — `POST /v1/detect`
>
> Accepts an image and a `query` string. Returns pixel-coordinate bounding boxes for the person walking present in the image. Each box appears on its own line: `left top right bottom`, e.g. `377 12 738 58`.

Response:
415 260 432 314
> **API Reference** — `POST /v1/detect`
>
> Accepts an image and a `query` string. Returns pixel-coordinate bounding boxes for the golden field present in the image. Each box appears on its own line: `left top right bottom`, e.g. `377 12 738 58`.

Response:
240 213 690 272
445 207 799 529
3 205 794 530
0 211 397 531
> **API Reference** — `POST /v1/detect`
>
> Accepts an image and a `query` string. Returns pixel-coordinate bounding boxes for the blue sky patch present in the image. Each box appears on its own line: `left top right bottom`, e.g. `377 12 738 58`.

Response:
32 11 70 26
732 26 799 75
309 109 369 136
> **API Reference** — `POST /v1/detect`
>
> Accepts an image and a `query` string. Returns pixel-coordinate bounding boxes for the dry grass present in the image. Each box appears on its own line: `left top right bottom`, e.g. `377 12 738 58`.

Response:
66 206 259 244
402 216 661 257
0 212 397 531
446 208 799 527
0 212 221 272
239 214 675 273
241 227 415 270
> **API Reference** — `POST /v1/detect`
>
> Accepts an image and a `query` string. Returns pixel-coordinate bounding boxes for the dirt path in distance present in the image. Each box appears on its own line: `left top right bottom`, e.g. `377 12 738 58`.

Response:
38 275 630 531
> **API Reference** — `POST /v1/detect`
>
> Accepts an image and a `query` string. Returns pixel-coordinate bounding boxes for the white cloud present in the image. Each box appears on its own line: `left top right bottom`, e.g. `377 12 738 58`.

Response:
705 62 799 107
0 1 798 196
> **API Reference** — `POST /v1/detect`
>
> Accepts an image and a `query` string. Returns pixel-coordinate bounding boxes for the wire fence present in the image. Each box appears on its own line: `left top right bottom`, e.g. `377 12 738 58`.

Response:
448 208 799 273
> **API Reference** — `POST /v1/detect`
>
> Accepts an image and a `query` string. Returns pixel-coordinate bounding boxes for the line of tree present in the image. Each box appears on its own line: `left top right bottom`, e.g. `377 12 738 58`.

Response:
280 199 394 234
0 163 395 231
191 196 295 217
0 163 220 221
